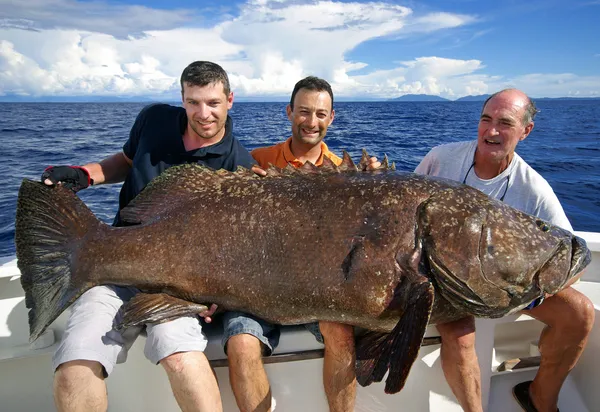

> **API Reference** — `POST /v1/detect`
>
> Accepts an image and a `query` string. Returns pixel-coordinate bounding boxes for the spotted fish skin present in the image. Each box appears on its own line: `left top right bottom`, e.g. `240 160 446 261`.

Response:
15 159 590 393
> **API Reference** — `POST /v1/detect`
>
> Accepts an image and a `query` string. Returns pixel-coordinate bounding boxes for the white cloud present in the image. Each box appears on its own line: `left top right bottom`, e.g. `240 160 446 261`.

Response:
408 12 477 33
336 56 494 98
0 0 598 99
0 27 241 96
0 0 197 38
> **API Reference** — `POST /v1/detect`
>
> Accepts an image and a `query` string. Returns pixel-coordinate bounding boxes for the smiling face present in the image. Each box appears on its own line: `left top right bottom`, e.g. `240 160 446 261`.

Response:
286 88 335 148
476 89 534 167
182 81 233 145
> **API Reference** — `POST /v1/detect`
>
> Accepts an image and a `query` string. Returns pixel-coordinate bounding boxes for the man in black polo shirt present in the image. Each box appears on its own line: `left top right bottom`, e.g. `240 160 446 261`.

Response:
42 61 254 412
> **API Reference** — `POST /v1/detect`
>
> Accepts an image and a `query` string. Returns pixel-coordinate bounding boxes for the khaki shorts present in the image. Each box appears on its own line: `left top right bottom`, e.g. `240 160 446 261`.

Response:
52 285 208 376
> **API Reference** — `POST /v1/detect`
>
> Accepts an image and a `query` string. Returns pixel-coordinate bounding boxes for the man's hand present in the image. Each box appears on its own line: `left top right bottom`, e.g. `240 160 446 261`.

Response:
199 303 219 323
365 156 382 170
251 165 267 177
41 166 93 192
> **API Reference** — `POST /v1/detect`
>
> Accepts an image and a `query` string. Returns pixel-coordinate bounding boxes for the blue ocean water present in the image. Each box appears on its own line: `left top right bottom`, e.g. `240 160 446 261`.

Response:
1 100 599 258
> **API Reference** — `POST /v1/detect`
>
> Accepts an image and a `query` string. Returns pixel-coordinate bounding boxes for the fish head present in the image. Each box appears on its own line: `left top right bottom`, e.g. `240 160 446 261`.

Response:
421 185 591 318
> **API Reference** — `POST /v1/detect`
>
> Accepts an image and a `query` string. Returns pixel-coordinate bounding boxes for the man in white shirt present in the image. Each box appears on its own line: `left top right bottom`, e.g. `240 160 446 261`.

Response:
415 88 594 412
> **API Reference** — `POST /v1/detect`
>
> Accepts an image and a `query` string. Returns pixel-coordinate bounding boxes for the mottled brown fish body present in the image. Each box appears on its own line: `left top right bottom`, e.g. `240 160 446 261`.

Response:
15 162 590 394
73 169 439 331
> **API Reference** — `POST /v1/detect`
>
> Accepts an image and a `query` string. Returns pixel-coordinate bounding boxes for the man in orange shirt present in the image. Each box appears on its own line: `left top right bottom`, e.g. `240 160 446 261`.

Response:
252 76 342 168
224 76 379 412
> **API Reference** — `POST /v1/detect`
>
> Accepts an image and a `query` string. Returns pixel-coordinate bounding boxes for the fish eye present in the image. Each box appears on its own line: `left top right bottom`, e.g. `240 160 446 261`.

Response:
536 219 550 232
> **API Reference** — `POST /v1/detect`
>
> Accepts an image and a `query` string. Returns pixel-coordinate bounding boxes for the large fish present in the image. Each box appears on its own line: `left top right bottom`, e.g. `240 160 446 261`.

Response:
15 154 590 394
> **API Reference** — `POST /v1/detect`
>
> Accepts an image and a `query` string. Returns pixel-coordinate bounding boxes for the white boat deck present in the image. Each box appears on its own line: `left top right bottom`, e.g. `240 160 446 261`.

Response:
1 232 599 411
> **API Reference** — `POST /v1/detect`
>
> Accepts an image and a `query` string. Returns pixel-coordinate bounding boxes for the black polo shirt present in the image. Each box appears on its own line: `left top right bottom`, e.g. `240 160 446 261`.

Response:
115 103 255 225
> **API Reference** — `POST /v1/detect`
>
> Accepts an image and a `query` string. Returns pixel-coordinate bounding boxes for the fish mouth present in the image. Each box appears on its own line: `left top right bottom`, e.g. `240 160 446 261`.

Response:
569 235 592 279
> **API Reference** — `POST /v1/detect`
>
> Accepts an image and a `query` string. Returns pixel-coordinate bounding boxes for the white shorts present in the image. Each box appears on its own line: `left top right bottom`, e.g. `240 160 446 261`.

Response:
52 285 208 376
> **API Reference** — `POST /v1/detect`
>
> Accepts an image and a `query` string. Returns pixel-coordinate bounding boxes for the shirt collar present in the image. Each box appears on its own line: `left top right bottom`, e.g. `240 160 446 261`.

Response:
282 137 331 167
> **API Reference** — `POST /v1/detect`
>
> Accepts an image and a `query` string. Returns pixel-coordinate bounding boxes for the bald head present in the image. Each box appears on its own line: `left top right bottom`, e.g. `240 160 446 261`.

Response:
482 89 539 126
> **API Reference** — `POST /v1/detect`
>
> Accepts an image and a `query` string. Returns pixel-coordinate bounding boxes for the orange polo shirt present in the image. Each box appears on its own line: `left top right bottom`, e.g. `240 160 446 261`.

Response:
251 137 343 169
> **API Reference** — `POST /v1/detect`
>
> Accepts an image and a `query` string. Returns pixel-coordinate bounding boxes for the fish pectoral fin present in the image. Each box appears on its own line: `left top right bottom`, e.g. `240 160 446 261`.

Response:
355 280 434 394
116 293 209 330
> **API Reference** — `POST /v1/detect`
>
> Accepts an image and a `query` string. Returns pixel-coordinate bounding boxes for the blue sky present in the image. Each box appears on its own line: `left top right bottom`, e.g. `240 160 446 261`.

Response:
1 0 598 100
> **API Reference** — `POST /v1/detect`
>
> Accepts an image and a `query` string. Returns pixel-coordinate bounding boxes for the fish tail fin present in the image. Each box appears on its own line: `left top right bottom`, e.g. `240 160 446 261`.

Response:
15 179 101 342
356 280 434 394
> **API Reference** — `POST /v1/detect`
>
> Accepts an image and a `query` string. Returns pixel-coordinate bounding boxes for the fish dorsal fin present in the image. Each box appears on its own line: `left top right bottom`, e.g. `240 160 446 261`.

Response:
299 161 320 174
320 156 339 172
381 154 396 171
359 149 371 171
265 163 283 176
119 163 251 225
339 151 358 171
382 154 389 169
282 164 298 176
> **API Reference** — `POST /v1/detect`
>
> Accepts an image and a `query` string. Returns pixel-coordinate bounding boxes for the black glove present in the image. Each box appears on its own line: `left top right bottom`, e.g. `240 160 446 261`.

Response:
41 166 93 192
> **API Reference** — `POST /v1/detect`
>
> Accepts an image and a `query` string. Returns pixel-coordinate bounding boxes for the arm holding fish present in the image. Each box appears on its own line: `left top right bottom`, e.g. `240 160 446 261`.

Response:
82 151 133 185
41 152 132 190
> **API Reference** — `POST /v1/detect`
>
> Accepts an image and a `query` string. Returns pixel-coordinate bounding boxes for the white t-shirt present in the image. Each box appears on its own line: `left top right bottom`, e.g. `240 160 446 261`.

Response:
415 140 573 231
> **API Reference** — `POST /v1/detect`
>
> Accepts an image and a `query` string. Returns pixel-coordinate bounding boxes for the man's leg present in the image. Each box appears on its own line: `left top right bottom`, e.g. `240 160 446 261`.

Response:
524 287 594 412
319 321 356 412
223 312 280 412
54 360 107 412
436 316 483 412
146 316 222 412
160 351 222 412
228 334 272 412
52 286 138 412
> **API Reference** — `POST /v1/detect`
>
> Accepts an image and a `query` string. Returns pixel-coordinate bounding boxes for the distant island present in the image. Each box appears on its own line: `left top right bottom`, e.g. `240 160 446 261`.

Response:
455 94 490 102
389 94 449 102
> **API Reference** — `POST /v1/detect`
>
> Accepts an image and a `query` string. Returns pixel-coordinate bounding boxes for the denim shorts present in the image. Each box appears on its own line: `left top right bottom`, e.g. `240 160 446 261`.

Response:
523 295 545 310
222 311 281 356
53 285 208 376
304 322 324 344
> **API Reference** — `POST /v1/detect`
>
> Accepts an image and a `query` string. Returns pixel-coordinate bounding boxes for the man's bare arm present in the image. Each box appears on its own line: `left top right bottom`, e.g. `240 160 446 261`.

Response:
82 152 133 185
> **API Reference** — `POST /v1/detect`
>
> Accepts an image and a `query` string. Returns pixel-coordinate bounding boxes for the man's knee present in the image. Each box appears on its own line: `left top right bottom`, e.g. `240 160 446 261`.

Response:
160 352 187 374
556 292 595 336
55 360 105 390
160 351 208 375
227 334 264 365
437 317 476 353
535 289 595 336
